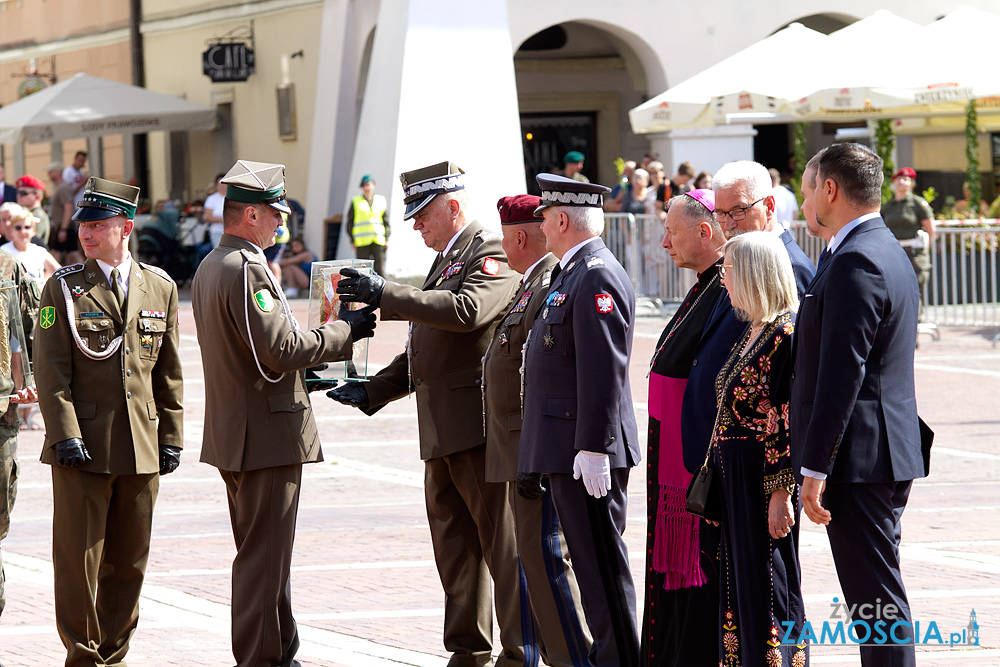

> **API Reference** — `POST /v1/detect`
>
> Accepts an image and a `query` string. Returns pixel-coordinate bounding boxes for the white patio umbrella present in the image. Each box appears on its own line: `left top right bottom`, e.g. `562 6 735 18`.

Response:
817 6 1000 119
629 22 828 133
792 10 935 120
0 73 216 144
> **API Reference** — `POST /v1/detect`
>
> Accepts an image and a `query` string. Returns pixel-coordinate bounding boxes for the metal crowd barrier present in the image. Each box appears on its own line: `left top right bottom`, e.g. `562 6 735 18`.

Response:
603 213 693 315
607 215 1000 328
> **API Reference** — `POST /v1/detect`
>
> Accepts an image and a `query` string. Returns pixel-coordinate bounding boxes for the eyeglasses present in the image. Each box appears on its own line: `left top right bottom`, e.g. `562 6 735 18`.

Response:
12 225 32 231
16 189 35 197
719 264 733 278
713 197 766 223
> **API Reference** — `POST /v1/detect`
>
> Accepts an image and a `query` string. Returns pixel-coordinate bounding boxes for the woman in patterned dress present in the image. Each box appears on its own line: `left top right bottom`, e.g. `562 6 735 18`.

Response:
713 231 808 667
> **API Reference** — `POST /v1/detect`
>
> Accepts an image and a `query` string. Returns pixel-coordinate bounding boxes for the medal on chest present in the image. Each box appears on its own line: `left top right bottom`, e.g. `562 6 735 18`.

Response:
510 291 532 314
436 262 465 286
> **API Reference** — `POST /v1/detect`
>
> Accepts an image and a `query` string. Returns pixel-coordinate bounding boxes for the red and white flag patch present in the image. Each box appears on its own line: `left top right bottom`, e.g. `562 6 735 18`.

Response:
483 257 500 275
595 293 614 313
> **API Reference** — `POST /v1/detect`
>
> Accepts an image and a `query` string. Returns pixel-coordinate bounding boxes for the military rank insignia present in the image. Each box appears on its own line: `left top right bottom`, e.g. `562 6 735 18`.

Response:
510 292 532 314
483 258 500 275
595 293 614 314
586 257 604 269
547 292 567 307
254 289 275 312
71 285 84 297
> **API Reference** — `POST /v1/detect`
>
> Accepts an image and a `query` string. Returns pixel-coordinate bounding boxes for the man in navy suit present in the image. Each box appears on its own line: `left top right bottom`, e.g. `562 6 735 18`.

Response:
519 173 640 667
0 165 15 204
793 143 925 666
681 160 814 473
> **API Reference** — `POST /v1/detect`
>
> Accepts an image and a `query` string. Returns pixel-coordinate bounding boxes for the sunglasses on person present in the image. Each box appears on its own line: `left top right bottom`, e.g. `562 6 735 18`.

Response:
16 189 36 196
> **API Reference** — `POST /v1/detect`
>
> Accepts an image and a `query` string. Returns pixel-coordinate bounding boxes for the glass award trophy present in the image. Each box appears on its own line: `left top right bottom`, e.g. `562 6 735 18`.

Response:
0 279 31 400
307 259 373 382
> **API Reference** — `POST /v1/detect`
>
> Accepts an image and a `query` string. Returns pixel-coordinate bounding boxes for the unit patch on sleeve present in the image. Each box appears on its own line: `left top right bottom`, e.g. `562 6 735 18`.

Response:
254 289 275 313
483 258 500 275
595 293 614 314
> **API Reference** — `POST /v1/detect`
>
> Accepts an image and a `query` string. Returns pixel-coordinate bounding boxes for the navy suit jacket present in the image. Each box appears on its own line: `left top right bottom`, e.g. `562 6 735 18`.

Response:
680 235 814 472
519 238 640 474
1 183 15 204
790 216 925 483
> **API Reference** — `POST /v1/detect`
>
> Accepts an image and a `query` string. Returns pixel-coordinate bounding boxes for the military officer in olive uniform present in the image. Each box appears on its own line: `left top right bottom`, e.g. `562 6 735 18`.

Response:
0 249 41 639
881 167 936 318
192 160 376 667
35 178 184 667
331 162 529 667
519 174 641 667
484 194 591 667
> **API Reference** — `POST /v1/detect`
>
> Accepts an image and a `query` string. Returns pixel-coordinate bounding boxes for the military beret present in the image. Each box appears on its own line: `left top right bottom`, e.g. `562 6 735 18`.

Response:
534 173 611 216
893 167 917 180
16 175 45 192
400 161 465 220
222 160 291 214
360 174 374 187
563 151 585 164
72 177 140 222
497 195 543 225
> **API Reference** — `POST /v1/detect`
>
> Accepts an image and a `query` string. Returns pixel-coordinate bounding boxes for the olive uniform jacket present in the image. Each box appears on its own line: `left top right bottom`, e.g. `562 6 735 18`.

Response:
35 259 183 474
364 221 519 461
192 234 355 472
482 254 557 482
0 251 40 426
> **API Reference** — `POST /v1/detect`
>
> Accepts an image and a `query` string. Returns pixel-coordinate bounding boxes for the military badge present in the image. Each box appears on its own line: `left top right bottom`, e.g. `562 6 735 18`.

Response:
543 333 555 348
566 261 577 273
40 306 56 329
71 285 84 297
547 292 567 307
141 334 153 348
586 257 605 269
510 292 532 314
98 334 110 349
542 307 549 319
254 289 275 312
482 258 500 275
498 332 508 347
595 293 614 314
440 262 465 281
81 312 104 318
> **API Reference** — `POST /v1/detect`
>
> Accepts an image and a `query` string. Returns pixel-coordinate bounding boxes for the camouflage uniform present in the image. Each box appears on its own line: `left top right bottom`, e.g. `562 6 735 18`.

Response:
0 251 40 617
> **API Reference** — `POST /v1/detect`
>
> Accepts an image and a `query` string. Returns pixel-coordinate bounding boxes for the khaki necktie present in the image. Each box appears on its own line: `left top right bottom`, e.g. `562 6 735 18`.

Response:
110 267 126 314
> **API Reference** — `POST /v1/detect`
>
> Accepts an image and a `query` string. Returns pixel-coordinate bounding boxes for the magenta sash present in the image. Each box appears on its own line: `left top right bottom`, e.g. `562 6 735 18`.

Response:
648 372 706 590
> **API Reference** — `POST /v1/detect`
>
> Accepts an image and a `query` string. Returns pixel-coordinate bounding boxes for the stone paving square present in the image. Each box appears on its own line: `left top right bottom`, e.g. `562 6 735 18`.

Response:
0 297 997 666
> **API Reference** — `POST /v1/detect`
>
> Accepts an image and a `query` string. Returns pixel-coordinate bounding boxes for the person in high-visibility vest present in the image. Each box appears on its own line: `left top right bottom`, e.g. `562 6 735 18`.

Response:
346 174 389 275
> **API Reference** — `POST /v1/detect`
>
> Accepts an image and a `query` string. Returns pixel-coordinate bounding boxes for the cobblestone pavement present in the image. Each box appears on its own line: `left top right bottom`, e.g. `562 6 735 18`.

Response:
0 297 997 666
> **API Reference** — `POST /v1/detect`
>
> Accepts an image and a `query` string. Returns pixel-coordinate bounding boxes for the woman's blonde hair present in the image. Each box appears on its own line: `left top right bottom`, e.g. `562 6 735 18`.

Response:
722 231 798 323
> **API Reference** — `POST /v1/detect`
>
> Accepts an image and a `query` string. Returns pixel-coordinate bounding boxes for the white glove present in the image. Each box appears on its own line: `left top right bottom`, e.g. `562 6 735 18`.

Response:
573 450 612 498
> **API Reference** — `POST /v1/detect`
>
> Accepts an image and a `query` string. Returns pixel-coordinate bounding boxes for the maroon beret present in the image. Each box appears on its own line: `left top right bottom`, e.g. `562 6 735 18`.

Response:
497 194 544 225
892 167 917 180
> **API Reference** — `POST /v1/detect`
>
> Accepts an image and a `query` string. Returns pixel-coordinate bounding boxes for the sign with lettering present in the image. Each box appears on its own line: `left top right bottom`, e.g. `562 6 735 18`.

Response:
202 43 255 83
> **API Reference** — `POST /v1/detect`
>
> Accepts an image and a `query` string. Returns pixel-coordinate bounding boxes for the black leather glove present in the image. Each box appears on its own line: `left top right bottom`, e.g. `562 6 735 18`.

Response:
339 304 377 341
305 364 339 393
516 472 547 500
53 438 91 468
327 382 369 410
159 445 182 475
336 268 386 306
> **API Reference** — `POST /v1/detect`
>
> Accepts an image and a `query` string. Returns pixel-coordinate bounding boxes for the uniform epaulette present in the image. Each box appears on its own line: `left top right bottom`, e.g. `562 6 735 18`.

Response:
475 229 500 244
240 249 265 264
52 263 84 280
139 262 176 283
